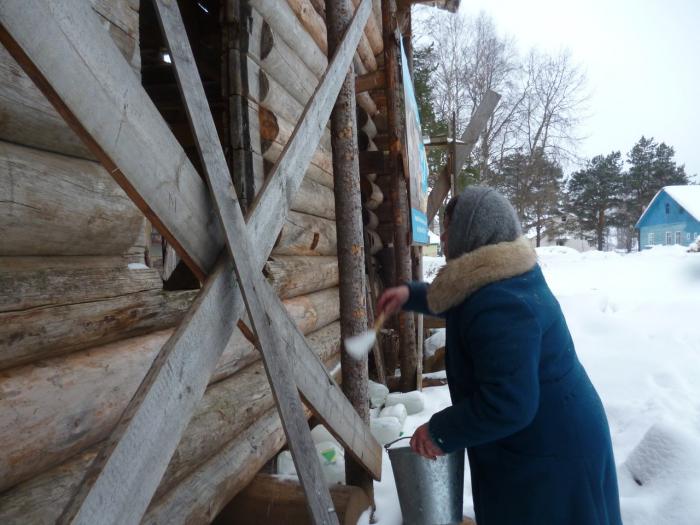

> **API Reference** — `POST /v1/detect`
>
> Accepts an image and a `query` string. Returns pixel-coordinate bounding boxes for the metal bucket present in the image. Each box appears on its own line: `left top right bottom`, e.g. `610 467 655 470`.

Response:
386 437 465 525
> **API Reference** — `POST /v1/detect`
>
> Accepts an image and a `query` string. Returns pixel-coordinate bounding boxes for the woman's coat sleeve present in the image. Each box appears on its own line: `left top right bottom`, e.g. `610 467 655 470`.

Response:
428 290 542 453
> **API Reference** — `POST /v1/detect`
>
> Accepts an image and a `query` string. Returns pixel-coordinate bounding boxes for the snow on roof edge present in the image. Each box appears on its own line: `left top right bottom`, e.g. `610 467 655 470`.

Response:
635 185 700 228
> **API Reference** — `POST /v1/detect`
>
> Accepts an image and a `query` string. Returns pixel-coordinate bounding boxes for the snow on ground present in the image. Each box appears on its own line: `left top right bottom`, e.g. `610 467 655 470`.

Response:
373 245 700 524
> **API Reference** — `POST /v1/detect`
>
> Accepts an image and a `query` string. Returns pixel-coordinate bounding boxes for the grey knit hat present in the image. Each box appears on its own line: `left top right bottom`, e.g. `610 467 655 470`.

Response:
445 186 522 259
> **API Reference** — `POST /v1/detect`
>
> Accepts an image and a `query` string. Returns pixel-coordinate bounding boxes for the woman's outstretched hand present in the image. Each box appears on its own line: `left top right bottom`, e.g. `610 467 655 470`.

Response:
410 422 444 460
376 285 410 318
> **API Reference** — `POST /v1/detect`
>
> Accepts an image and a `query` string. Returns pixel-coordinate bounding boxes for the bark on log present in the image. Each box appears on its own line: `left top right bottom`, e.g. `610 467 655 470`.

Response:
272 211 338 256
0 256 161 313
0 322 341 496
217 474 371 525
0 3 139 160
0 141 146 257
264 255 339 299
0 288 196 371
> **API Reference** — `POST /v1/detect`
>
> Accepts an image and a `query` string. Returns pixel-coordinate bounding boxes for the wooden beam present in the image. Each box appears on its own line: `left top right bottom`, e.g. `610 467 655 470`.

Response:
0 0 380 497
355 69 385 93
426 89 501 224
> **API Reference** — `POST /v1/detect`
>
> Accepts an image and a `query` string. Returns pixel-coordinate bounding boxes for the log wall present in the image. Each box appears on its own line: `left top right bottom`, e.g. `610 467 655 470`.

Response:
0 0 388 521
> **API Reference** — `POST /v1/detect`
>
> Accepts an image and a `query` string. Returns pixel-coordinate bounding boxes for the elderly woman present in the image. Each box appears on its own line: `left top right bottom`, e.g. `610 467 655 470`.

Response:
377 187 622 525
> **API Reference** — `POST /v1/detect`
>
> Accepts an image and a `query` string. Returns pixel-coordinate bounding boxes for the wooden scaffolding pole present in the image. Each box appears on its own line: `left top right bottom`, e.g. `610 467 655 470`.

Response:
382 0 418 392
326 0 373 498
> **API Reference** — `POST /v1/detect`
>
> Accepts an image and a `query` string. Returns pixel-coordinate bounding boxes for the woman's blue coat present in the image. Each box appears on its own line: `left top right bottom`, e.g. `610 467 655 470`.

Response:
405 264 622 525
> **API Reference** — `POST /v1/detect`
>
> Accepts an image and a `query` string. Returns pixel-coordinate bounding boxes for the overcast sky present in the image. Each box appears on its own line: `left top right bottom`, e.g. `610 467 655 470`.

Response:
453 0 699 178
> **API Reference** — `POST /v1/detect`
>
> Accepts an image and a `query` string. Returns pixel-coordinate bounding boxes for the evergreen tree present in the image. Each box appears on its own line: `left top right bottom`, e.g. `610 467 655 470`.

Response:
491 149 563 246
412 44 448 187
617 136 690 250
566 152 624 251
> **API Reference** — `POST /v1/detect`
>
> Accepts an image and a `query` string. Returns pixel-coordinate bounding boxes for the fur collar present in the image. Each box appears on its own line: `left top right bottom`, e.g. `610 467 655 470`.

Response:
427 236 537 313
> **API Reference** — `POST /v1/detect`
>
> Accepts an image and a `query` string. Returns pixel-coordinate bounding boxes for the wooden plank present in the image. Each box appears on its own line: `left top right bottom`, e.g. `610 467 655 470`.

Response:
426 90 501 223
0 0 380 489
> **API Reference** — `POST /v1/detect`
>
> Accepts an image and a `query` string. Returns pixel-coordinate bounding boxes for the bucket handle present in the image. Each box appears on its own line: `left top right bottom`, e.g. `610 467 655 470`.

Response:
384 435 412 451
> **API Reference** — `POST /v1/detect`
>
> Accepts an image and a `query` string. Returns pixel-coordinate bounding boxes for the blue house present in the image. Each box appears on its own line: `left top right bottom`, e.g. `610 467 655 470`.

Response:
636 185 700 249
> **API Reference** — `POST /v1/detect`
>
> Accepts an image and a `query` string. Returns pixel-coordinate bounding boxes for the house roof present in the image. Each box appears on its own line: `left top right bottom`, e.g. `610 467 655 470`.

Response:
636 185 700 227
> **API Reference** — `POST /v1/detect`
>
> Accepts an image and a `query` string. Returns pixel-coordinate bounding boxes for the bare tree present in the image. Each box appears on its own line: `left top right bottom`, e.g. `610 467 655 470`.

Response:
519 49 588 164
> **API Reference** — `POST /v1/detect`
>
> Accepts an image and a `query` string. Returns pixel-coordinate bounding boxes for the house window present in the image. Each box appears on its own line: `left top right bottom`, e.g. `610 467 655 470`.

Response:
665 203 670 214
666 232 672 245
687 232 692 242
648 232 655 245
675 231 681 244
695 233 699 240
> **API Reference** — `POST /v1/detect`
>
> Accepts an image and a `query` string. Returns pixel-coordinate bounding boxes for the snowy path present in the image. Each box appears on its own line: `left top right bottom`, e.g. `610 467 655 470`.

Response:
370 246 700 525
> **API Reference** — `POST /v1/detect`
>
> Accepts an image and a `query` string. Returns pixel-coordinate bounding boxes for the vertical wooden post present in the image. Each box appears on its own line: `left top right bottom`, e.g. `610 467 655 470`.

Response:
326 0 373 499
382 0 418 392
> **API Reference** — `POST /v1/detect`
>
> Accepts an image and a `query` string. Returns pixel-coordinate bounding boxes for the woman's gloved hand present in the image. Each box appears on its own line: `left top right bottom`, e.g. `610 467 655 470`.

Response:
410 422 444 460
376 285 410 318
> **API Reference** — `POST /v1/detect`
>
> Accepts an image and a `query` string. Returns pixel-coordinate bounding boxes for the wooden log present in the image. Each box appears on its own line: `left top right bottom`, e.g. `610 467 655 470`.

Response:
353 57 379 116
282 287 340 334
0 321 341 496
0 327 342 521
366 228 383 255
257 67 331 151
258 21 318 109
361 177 384 210
262 139 334 191
0 141 146 257
216 474 371 525
272 211 337 256
143 357 344 525
291 177 336 220
0 288 197 371
252 0 327 79
359 150 387 174
0 4 139 160
357 107 379 138
266 104 333 171
154 335 341 501
0 0 381 488
264 256 339 299
0 256 161 313
351 0 383 55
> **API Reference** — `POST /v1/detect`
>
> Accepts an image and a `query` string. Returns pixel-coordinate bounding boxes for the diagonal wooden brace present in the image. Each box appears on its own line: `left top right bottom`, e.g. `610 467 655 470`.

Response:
0 0 378 523
151 1 337 522
426 90 501 224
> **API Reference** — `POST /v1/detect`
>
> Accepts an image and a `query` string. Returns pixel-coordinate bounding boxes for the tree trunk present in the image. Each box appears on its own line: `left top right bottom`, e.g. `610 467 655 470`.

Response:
326 0 372 496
